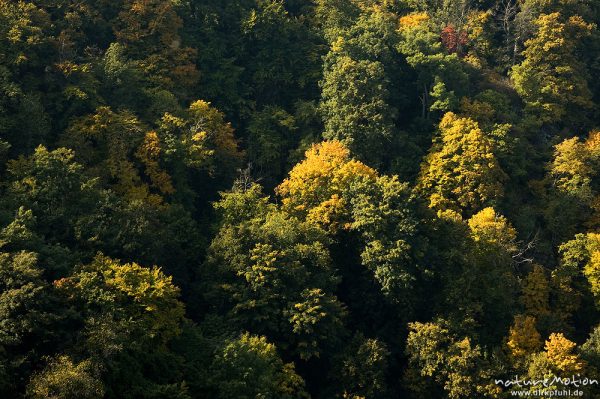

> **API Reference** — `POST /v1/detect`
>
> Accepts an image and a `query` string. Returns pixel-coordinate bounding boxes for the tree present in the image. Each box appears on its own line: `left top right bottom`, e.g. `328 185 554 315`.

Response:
544 332 585 375
246 106 298 184
277 141 377 233
581 325 600 376
3 146 101 242
545 131 600 242
154 100 242 202
0 250 64 395
114 0 199 97
320 55 395 167
201 184 345 360
0 0 51 155
277 140 424 313
60 254 185 342
239 0 321 107
26 356 104 399
397 11 469 119
417 112 507 215
405 321 501 399
552 233 600 332
507 315 542 360
440 208 519 344
350 175 420 305
521 265 551 325
329 333 391 399
55 254 189 398
209 333 308 399
511 12 594 127
62 107 151 202
320 6 403 166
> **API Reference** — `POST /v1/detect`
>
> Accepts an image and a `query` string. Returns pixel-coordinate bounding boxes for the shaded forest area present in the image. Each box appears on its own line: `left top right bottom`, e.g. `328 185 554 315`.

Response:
2 0 600 397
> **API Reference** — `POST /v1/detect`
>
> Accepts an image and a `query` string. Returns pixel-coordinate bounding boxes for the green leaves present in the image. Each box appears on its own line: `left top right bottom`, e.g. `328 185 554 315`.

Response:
320 6 402 166
210 333 308 399
26 356 104 399
511 12 594 127
203 188 342 359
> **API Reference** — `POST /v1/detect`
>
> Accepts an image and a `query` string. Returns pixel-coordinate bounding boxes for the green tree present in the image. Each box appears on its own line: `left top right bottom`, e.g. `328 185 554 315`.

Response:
405 321 501 399
511 12 594 127
329 333 391 399
0 0 51 154
210 333 308 399
56 254 189 398
398 11 468 119
320 6 403 166
201 184 345 360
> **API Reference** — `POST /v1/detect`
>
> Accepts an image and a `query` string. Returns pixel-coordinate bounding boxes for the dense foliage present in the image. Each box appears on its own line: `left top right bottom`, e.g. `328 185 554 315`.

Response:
1 0 600 397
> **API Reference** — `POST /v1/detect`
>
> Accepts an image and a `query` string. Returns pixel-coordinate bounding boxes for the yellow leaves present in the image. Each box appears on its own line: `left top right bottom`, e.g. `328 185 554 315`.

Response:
96 255 185 338
189 99 218 121
550 131 600 201
247 243 279 285
417 112 505 215
507 315 542 359
544 333 585 374
552 137 589 177
102 259 178 306
135 131 175 195
26 355 104 399
0 0 48 63
583 251 600 303
584 130 600 154
306 194 347 231
277 141 377 232
468 207 516 247
399 12 429 30
160 112 186 129
465 11 491 40
55 61 92 77
185 100 242 170
331 36 345 52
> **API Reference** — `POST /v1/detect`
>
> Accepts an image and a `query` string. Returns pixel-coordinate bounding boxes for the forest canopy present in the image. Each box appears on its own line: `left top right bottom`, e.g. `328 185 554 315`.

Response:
1 0 600 398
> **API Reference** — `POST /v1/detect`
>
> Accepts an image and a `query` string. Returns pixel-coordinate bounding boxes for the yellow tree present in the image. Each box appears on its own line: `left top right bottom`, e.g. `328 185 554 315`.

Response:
525 333 586 393
276 140 377 233
277 140 420 305
545 333 585 375
417 112 506 215
547 131 600 238
507 315 543 360
584 251 600 305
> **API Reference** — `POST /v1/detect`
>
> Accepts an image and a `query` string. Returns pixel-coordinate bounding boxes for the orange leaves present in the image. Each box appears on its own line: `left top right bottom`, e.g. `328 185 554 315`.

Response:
399 12 429 29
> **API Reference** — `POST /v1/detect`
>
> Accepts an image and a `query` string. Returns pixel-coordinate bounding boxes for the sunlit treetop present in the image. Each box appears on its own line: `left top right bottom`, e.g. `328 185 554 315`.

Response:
277 140 377 232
